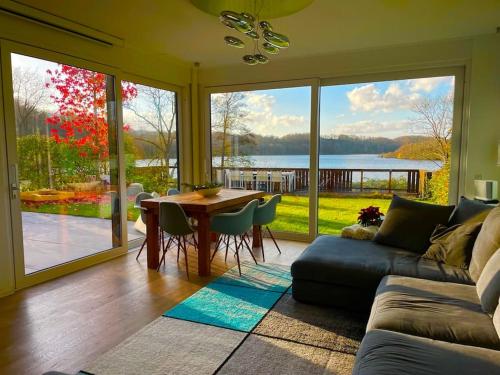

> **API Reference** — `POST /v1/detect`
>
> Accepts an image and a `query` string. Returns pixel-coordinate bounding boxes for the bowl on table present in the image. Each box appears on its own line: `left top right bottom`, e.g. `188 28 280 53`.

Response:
194 186 222 197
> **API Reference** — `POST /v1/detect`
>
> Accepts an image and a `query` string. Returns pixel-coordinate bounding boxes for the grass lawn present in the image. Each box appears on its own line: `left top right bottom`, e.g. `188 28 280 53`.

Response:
23 194 393 235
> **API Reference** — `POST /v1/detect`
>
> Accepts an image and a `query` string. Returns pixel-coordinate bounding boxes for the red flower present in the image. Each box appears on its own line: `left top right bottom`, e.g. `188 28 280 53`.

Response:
357 206 384 227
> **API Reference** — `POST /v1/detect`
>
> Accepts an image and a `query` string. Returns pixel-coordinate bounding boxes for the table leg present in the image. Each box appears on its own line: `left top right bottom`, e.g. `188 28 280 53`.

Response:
197 214 211 276
252 224 262 248
145 210 159 269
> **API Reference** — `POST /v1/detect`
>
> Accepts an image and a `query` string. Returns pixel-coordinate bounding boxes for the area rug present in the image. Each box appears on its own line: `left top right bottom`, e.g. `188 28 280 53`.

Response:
83 261 366 375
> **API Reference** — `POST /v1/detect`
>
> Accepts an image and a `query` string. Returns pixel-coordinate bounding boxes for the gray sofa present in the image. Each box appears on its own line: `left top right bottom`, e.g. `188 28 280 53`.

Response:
291 201 500 374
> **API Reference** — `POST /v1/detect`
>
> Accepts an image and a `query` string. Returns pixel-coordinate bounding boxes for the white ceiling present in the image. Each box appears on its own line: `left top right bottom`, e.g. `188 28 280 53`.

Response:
15 0 500 67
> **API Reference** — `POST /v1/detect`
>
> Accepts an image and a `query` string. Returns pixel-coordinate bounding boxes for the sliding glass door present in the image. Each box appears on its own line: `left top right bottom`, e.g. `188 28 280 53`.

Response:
1 43 125 286
208 84 313 238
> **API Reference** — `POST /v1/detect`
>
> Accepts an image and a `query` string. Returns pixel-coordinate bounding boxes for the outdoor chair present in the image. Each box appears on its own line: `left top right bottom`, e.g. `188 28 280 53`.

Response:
253 194 282 261
210 199 259 275
134 192 154 260
157 202 197 279
242 170 254 190
229 169 242 188
256 171 269 192
270 171 284 192
167 188 180 195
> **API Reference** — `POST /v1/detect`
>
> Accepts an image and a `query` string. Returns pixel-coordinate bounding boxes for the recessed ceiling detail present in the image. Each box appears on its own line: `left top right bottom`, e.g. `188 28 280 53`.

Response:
191 0 314 19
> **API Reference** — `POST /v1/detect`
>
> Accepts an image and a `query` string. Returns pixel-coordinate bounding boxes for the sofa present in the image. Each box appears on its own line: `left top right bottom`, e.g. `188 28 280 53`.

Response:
291 198 500 374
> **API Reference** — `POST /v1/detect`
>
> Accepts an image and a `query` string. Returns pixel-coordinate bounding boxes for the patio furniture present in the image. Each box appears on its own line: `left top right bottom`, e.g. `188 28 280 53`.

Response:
157 202 196 279
253 194 282 261
127 183 144 197
134 192 154 260
256 171 269 192
210 199 259 275
141 189 265 276
228 169 242 188
270 171 284 192
242 170 254 190
167 188 180 196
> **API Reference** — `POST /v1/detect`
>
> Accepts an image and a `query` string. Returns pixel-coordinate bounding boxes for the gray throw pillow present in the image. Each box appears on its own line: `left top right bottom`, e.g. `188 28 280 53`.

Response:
470 207 500 282
374 195 455 253
476 249 500 314
448 196 493 226
422 222 483 268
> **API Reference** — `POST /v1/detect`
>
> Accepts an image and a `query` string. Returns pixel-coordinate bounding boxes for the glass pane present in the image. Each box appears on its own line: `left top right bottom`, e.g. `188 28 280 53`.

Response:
210 87 311 235
319 76 455 234
121 81 179 242
12 53 122 274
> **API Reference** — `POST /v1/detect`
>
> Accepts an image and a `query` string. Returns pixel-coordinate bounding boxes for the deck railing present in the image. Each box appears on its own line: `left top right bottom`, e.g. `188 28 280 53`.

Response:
213 167 432 196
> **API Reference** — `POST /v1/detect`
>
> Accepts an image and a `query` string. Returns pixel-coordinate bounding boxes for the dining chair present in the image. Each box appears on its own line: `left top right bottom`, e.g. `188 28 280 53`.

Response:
253 194 282 261
270 171 283 192
134 192 154 260
167 188 180 195
210 199 259 275
229 169 242 188
157 202 197 279
242 170 254 190
256 171 269 192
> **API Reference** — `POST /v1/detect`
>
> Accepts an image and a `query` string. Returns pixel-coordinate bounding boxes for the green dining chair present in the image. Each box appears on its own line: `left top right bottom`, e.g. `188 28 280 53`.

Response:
134 192 154 260
253 194 282 262
157 202 197 279
210 199 259 275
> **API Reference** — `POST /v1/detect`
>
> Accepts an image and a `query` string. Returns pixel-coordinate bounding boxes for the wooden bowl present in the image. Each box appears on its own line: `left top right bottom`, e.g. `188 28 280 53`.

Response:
194 187 222 197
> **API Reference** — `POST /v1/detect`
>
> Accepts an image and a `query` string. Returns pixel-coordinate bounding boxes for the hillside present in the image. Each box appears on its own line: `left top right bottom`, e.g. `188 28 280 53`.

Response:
382 138 442 160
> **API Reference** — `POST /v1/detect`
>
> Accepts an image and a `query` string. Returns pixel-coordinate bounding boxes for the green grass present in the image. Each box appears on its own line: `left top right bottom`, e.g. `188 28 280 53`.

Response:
23 194 394 235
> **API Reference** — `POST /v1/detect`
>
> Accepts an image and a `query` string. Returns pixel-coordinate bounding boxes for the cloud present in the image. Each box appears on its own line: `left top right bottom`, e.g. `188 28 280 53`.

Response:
244 93 308 136
346 83 420 113
407 76 453 92
329 119 413 138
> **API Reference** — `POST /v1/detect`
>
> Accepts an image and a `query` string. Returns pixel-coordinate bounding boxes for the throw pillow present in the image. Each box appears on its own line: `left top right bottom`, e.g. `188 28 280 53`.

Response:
469 207 500 282
476 249 500 314
422 222 483 268
374 195 455 253
448 196 493 226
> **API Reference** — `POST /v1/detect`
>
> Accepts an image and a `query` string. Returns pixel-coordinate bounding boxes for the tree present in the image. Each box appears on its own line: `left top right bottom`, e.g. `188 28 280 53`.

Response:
45 65 137 162
410 93 453 163
211 92 254 169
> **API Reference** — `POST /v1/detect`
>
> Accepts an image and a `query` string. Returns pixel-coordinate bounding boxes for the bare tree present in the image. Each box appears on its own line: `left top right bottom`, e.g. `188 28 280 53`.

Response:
410 93 453 163
124 86 177 175
12 67 48 135
211 92 253 169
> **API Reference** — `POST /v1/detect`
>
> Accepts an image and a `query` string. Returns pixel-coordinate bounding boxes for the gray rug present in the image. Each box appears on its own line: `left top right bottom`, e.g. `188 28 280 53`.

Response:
217 334 356 375
253 293 366 354
84 317 246 375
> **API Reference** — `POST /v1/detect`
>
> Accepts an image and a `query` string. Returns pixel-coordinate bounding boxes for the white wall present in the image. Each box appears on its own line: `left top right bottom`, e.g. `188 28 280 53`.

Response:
198 35 500 199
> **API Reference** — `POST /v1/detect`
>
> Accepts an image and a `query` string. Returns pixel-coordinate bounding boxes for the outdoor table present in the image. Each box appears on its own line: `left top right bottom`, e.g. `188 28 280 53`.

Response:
141 189 265 276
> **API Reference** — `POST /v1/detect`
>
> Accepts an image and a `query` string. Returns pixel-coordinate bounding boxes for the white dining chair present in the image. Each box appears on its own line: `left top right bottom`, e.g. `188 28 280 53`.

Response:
242 170 254 190
270 171 284 192
256 171 269 192
230 169 242 189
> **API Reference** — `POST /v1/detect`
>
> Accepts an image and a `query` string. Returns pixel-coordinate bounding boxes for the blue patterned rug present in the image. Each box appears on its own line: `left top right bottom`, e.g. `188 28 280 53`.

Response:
164 261 292 332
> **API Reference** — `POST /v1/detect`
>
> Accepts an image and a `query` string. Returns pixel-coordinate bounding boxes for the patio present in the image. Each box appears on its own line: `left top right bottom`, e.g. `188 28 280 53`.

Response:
22 212 143 274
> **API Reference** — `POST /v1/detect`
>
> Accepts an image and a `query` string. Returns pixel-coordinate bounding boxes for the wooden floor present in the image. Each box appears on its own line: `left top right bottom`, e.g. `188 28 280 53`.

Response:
0 238 307 375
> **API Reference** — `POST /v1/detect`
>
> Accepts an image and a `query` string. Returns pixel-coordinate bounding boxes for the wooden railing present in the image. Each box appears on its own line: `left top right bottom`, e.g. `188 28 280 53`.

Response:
213 167 432 196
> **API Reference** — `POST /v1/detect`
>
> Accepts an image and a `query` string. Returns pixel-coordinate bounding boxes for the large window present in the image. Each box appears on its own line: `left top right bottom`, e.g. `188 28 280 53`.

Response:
121 81 179 242
9 53 122 274
319 76 456 234
210 86 311 236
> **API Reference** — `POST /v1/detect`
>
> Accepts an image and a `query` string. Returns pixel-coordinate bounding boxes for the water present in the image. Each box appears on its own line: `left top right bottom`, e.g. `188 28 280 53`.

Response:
211 154 442 171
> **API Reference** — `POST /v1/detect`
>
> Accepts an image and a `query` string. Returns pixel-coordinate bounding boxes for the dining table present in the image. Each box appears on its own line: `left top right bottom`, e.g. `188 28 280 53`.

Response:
141 189 265 276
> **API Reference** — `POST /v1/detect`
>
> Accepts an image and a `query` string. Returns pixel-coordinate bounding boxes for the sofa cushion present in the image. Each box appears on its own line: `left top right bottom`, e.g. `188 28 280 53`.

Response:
367 275 500 349
353 329 500 375
374 195 455 253
470 207 500 282
494 298 500 338
291 236 473 293
448 196 493 226
476 249 500 314
422 222 482 268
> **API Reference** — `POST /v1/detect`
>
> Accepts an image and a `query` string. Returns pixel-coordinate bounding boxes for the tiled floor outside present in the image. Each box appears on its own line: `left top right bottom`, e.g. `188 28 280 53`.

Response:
22 212 143 274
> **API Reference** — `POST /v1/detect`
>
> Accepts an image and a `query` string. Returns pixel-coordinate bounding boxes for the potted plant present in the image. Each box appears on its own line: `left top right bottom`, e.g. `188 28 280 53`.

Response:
357 206 384 227
183 182 223 197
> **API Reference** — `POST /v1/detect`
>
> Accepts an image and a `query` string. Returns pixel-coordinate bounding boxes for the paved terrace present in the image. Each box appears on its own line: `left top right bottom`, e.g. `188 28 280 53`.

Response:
22 212 143 274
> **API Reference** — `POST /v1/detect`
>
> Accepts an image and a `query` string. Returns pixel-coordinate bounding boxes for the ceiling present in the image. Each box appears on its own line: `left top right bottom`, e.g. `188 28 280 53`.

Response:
14 0 500 68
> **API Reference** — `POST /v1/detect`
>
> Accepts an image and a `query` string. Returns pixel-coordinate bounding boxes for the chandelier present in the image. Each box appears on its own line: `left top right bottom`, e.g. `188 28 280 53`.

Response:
219 10 290 65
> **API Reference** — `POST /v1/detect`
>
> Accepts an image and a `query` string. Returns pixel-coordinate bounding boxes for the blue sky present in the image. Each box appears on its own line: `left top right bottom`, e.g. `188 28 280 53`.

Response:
230 76 454 138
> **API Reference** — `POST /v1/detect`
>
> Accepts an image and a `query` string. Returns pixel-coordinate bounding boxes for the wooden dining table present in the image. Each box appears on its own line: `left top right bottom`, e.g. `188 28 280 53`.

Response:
141 189 265 276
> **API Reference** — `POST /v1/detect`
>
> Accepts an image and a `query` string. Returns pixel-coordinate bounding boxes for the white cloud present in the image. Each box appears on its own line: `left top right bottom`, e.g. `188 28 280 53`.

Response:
244 93 308 136
329 120 413 138
407 76 453 92
346 83 420 113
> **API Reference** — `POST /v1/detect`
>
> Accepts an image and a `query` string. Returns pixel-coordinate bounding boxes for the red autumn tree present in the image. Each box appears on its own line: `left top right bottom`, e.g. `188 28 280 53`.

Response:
45 65 137 159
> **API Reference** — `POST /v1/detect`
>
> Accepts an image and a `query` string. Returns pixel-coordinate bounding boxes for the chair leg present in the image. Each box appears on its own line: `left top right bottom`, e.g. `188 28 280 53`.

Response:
224 234 230 262
241 235 258 265
211 235 221 263
136 238 147 260
267 226 281 254
182 236 189 279
177 235 181 262
233 235 242 276
157 236 173 272
259 226 265 262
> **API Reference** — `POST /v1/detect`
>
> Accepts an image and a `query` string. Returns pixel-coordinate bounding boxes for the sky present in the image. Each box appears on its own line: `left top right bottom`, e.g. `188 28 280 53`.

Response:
212 75 454 139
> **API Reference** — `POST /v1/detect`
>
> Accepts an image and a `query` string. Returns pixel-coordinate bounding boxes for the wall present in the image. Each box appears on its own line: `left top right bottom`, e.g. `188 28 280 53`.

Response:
0 12 192 296
198 35 500 199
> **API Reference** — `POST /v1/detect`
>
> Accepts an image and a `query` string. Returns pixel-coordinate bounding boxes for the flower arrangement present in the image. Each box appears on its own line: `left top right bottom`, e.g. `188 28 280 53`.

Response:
183 182 223 191
357 206 384 227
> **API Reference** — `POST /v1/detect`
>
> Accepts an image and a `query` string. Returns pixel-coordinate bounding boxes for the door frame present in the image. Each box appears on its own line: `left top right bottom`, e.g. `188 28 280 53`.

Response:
202 78 320 243
0 40 129 289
